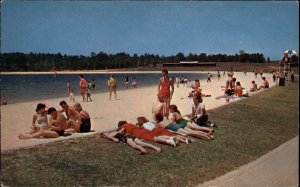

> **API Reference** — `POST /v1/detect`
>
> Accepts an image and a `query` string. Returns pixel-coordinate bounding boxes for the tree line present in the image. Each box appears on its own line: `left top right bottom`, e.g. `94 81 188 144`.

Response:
0 51 268 71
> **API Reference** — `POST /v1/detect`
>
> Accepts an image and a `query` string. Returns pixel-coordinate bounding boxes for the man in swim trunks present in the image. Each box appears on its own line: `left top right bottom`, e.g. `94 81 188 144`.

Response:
257 77 269 90
59 100 82 133
158 69 174 117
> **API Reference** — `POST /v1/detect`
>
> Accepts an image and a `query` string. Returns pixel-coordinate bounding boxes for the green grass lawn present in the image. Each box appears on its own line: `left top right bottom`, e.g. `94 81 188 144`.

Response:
1 81 299 187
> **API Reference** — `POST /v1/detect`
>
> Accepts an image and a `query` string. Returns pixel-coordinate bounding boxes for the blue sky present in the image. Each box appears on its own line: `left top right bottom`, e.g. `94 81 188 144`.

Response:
1 1 299 60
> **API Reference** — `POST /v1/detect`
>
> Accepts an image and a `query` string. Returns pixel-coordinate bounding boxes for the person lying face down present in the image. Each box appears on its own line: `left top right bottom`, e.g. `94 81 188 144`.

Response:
100 121 162 154
117 120 181 147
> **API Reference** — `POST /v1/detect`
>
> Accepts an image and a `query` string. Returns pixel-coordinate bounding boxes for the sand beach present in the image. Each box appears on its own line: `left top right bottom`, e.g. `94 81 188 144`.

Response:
1 71 276 152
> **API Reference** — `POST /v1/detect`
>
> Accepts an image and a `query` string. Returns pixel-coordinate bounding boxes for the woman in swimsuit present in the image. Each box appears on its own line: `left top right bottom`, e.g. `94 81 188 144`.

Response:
73 103 92 133
108 74 117 100
119 120 181 147
158 69 174 117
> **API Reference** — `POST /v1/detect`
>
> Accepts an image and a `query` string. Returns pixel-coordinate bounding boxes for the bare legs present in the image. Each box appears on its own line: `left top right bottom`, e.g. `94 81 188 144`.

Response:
153 135 179 147
19 129 59 139
127 138 161 154
177 128 211 140
66 120 80 133
186 122 214 134
109 85 117 100
163 97 171 117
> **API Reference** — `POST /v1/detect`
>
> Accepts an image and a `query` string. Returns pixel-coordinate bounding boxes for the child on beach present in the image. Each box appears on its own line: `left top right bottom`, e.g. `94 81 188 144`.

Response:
86 87 92 102
207 72 212 83
69 90 75 103
249 81 258 92
132 77 137 88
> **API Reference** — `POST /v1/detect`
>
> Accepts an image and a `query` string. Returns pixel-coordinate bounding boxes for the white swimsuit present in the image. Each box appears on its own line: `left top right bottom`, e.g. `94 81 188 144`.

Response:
35 114 48 128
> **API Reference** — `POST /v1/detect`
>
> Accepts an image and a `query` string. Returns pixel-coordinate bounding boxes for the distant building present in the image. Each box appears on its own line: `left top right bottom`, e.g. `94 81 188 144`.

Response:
163 61 216 67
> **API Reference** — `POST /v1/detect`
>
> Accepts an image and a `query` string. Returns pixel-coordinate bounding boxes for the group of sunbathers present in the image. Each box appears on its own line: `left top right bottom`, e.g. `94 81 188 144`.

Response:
101 91 217 154
216 69 269 102
18 101 92 139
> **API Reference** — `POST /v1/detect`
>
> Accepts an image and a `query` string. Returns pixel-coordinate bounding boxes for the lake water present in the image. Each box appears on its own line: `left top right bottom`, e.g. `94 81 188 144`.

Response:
0 72 207 104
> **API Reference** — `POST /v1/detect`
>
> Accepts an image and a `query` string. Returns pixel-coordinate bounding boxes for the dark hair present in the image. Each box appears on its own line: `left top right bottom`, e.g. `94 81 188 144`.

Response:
236 81 241 86
252 81 255 83
137 117 148 125
162 69 168 74
47 107 56 115
79 74 84 78
118 121 127 127
169 105 181 114
59 100 67 106
36 103 46 112
262 77 266 80
154 113 164 123
232 77 236 82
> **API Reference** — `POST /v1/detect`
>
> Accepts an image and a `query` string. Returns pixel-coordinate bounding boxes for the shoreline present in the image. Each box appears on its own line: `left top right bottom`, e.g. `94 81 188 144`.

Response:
1 72 276 152
1 70 221 75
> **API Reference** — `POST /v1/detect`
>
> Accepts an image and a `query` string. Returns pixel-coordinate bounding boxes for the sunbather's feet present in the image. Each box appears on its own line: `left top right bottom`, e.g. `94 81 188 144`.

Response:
18 133 31 139
208 129 214 135
185 138 189 145
167 137 177 147
139 150 148 155
188 137 197 143
155 147 162 153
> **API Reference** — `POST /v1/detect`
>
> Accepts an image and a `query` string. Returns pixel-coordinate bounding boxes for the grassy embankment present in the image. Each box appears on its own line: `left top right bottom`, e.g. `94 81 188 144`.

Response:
1 79 299 186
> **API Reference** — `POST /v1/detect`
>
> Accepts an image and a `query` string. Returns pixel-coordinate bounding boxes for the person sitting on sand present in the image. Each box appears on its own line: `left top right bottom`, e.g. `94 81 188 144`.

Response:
188 80 211 98
59 100 81 133
100 122 161 154
73 103 93 133
19 107 69 139
257 77 269 90
192 94 217 128
223 77 236 98
234 82 249 97
117 120 180 147
250 81 258 92
1 97 7 105
30 103 49 134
